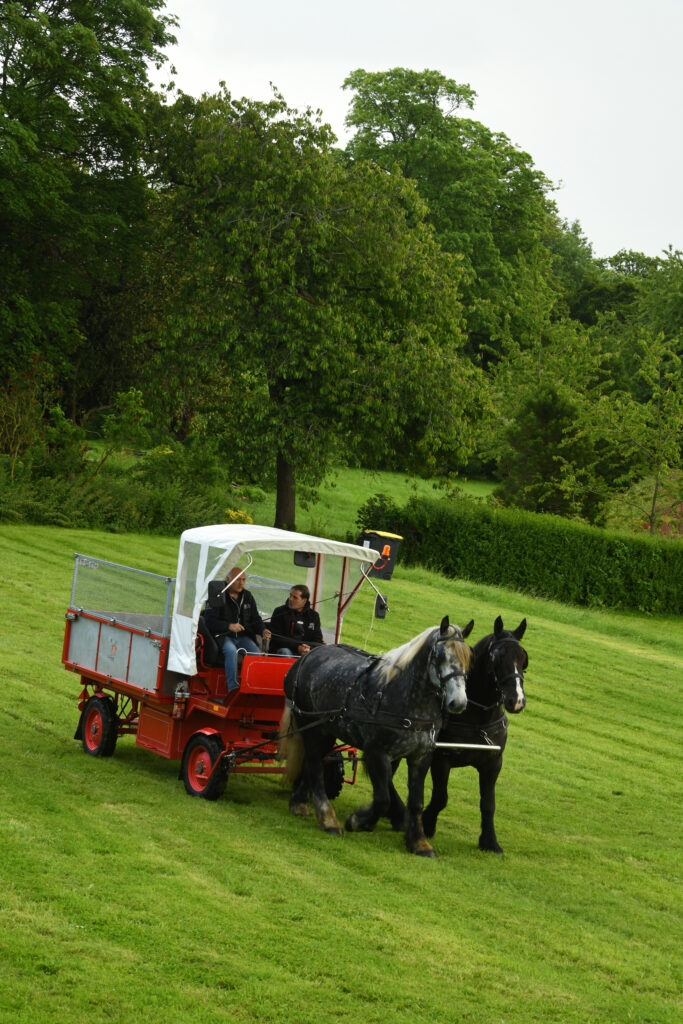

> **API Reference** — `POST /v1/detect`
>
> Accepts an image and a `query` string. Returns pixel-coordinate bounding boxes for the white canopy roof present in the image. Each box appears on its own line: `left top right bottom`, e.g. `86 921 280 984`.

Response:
168 524 380 676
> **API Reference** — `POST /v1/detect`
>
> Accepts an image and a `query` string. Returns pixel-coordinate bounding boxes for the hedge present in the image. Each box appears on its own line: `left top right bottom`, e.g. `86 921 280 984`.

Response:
394 496 683 615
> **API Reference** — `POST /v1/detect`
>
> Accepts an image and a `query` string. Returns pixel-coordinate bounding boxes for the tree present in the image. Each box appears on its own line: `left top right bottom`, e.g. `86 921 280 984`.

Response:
146 89 480 529
582 252 683 533
485 320 622 522
343 67 557 365
488 251 683 529
0 0 175 412
543 220 644 326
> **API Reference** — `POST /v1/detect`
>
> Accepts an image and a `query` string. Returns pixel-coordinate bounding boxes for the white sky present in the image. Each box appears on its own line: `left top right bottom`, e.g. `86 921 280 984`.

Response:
156 0 682 260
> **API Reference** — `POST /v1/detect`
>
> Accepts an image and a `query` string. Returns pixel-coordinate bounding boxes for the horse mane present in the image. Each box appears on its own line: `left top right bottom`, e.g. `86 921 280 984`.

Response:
376 624 471 686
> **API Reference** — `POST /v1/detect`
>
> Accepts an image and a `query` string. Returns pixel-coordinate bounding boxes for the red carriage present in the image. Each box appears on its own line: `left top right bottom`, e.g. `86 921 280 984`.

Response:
63 524 395 800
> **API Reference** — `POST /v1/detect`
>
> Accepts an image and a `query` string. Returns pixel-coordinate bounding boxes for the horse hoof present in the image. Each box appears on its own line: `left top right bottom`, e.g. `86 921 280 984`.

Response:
479 838 503 855
346 813 375 832
290 803 310 817
413 838 436 857
324 826 343 836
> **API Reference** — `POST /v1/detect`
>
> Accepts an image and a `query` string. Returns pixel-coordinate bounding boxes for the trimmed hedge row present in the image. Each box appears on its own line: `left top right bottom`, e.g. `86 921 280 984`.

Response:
395 496 683 614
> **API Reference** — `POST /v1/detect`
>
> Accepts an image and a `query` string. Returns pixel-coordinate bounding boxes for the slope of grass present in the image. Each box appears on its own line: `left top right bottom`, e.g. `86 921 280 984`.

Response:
0 523 680 1024
247 467 494 539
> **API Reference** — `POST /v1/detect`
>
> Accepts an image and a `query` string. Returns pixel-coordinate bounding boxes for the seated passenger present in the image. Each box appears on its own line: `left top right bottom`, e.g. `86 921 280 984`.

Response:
203 566 271 692
270 584 323 656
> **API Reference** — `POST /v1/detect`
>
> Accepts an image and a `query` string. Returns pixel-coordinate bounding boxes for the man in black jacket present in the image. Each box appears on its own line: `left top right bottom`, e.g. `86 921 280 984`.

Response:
203 567 271 692
270 584 323 656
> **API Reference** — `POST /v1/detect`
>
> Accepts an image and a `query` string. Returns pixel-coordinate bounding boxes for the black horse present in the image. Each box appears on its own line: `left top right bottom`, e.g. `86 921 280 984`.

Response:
279 616 473 856
421 616 528 853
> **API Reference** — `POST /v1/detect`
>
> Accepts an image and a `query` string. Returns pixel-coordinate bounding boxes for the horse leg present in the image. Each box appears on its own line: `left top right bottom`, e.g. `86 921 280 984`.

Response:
478 756 503 854
422 753 451 839
388 759 407 831
307 733 343 835
404 753 436 857
288 769 311 817
345 750 392 833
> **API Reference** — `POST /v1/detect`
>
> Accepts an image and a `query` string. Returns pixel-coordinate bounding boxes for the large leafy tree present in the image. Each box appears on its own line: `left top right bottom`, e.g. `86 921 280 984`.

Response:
486 320 621 522
488 251 683 529
343 67 557 365
146 89 480 529
0 0 174 412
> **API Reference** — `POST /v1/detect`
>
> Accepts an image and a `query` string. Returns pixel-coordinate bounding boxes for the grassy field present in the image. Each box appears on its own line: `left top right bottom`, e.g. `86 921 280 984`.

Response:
0 523 681 1024
243 466 494 540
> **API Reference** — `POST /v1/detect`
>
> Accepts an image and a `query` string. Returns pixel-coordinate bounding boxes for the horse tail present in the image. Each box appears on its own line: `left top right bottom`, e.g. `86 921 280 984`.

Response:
278 704 305 784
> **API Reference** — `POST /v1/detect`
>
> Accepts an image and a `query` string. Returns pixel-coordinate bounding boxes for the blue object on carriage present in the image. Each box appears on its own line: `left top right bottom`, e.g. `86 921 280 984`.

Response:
360 530 402 580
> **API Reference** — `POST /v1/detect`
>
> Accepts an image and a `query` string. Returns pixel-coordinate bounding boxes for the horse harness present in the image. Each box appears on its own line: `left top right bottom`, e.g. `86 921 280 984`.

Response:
441 710 508 749
287 639 458 737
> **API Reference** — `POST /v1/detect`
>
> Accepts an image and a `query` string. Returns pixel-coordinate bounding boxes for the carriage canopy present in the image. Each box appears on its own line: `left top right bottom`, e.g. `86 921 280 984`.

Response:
168 524 381 676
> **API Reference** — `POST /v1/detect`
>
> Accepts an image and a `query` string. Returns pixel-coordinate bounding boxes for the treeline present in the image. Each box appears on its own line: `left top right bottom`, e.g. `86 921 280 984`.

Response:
1 2 681 538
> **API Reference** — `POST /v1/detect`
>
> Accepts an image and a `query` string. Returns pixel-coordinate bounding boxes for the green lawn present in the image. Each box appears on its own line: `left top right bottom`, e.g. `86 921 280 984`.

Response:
247 466 494 539
0 523 680 1024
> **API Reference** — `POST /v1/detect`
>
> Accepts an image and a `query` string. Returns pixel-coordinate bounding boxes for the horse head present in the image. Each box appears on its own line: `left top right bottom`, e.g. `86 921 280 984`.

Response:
488 616 528 713
428 615 474 715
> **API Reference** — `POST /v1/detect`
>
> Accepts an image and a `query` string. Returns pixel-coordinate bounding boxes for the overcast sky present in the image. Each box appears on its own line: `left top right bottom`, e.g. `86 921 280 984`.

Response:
156 0 682 260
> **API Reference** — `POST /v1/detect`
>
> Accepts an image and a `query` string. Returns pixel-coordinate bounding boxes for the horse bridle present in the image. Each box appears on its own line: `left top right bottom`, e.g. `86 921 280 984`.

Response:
466 637 527 712
428 628 468 703
488 637 527 694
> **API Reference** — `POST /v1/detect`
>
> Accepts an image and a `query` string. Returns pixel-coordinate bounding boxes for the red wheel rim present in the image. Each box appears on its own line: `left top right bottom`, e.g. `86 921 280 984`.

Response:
187 746 212 791
84 708 103 751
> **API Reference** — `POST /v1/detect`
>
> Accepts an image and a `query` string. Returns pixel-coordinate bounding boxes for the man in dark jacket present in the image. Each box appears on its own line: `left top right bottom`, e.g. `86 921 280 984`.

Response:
203 567 271 692
270 584 323 656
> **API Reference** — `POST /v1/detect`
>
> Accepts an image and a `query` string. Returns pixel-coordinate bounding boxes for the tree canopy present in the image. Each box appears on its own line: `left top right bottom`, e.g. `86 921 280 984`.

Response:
144 89 480 528
0 0 175 404
0 26 680 536
343 67 558 364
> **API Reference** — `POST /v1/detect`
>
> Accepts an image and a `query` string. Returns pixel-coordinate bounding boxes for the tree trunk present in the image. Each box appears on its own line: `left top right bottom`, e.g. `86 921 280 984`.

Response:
275 450 296 531
648 471 661 535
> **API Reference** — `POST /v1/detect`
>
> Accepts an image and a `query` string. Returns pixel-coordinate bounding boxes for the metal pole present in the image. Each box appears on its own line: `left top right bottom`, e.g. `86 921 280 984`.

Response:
434 742 502 751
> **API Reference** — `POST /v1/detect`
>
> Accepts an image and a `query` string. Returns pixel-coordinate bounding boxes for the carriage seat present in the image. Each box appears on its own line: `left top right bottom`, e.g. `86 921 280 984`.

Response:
196 615 224 669
196 615 270 670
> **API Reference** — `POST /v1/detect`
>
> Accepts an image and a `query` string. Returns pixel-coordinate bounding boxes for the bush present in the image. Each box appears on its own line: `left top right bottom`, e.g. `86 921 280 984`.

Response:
395 494 682 614
0 471 229 535
355 493 404 535
237 484 267 504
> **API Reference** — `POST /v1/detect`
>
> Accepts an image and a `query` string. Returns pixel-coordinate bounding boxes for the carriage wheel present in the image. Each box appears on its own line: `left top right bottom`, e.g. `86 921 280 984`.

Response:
181 734 228 800
323 750 345 800
81 696 118 757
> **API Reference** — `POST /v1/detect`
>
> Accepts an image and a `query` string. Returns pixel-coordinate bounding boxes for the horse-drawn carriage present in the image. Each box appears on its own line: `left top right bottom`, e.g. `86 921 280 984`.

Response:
63 524 393 800
63 522 529 856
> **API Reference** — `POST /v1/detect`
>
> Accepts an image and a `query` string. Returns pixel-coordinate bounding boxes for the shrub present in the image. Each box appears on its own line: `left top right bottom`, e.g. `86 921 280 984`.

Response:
396 494 682 614
355 493 403 535
225 507 253 524
237 485 267 504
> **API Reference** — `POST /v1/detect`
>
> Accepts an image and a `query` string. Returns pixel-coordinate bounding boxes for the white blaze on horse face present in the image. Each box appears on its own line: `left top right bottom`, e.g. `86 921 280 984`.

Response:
444 672 468 714
512 668 526 712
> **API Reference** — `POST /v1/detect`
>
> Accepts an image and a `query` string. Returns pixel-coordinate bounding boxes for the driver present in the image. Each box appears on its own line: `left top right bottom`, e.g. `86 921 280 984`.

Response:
203 567 271 692
269 584 323 656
